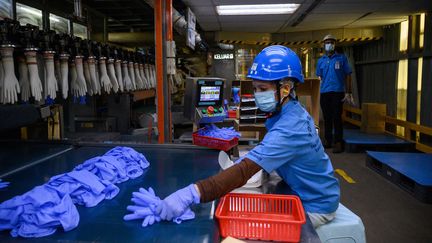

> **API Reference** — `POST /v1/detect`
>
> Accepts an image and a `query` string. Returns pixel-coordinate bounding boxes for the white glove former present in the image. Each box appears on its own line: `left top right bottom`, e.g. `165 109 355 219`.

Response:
54 59 61 88
128 61 136 90
144 64 152 89
43 51 59 100
75 56 87 96
69 61 79 97
139 64 148 89
99 57 112 93
115 60 124 92
342 93 355 106
83 60 94 96
59 54 69 99
25 50 43 101
88 57 101 95
107 59 119 92
122 61 133 91
134 62 143 90
1 47 20 104
18 57 31 102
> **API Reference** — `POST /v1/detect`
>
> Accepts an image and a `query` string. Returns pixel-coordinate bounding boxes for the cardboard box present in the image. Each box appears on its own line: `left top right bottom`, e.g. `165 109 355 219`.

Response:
361 103 386 134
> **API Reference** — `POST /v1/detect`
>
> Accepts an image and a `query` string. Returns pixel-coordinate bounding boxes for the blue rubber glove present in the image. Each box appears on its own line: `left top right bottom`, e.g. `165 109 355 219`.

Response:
124 187 197 227
0 179 10 189
123 187 161 227
158 184 200 221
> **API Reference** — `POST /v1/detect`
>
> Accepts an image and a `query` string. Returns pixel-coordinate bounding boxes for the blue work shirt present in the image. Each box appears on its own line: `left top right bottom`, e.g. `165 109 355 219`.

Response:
316 53 352 93
245 101 340 214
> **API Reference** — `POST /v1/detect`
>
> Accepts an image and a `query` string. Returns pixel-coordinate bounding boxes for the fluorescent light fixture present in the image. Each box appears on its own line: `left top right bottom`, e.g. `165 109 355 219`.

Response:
216 4 300 15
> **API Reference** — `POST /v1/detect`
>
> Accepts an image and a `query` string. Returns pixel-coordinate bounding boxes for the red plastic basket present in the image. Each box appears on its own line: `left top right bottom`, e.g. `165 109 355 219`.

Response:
215 193 306 242
192 128 239 151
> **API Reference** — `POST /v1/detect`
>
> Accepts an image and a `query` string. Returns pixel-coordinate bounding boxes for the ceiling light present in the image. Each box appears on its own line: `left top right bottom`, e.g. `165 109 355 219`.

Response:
216 4 300 16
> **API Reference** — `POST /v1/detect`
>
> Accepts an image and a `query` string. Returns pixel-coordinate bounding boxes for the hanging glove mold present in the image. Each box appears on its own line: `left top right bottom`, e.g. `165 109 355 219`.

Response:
122 60 133 91
99 57 112 93
139 63 148 89
107 58 119 93
54 58 61 89
69 61 79 97
43 51 59 103
74 55 87 97
134 62 143 90
17 56 31 102
115 59 123 92
88 56 100 95
128 60 136 90
25 49 43 101
83 59 93 96
59 54 69 99
1 46 20 104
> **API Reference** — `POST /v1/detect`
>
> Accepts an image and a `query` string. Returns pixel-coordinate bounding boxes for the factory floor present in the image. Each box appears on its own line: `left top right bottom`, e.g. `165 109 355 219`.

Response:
327 150 432 243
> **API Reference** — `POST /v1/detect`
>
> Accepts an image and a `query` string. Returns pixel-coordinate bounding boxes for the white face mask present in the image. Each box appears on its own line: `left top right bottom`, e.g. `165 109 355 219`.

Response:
325 43 335 52
254 90 278 112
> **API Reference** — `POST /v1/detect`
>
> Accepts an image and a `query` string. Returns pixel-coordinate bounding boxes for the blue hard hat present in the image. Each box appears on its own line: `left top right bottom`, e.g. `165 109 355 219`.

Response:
247 45 304 83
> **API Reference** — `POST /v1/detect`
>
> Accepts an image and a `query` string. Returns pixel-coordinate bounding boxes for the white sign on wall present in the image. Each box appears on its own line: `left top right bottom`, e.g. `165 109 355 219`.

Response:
214 53 234 60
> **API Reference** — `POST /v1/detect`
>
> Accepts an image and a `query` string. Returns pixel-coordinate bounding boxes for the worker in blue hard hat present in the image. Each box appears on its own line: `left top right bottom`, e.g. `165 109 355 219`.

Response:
317 34 354 153
153 45 340 229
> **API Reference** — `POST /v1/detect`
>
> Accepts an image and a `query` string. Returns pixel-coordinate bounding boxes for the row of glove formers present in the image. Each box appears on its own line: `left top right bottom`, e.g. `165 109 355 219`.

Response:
0 18 158 105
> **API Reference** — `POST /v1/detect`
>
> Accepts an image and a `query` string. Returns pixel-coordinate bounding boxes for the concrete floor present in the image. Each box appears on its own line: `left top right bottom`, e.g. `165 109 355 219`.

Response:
327 149 432 243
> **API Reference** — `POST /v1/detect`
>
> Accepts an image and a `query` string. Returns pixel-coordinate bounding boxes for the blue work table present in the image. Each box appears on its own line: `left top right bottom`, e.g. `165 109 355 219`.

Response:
0 143 320 242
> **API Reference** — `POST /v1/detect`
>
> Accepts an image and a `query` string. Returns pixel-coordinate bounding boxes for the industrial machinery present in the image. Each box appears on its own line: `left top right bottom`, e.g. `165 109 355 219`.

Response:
184 77 231 124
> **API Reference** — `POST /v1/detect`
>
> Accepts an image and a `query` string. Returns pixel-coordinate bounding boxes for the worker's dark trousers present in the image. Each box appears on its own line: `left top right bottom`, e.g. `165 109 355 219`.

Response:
320 92 345 144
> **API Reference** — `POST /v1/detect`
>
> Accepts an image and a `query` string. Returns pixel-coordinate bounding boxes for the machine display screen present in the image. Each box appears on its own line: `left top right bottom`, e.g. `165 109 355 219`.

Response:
196 79 224 106
199 86 221 102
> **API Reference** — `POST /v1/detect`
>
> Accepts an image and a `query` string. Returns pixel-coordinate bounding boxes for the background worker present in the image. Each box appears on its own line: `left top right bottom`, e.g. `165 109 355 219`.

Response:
316 34 354 153
154 45 340 228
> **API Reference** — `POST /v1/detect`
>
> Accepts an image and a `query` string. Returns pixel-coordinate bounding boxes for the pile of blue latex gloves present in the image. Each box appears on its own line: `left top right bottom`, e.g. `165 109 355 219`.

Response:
123 187 195 227
0 146 149 238
197 124 241 140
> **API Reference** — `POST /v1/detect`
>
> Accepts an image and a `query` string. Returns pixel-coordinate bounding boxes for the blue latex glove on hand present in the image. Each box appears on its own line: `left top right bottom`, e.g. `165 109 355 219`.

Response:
0 179 10 189
157 184 200 221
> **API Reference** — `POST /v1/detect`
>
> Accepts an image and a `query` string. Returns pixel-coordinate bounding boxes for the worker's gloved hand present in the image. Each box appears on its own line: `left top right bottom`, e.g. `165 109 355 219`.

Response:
342 93 355 106
157 184 200 221
0 179 10 189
